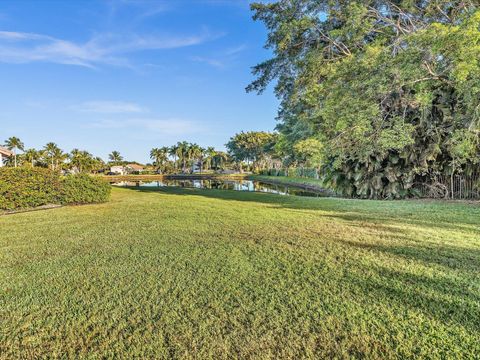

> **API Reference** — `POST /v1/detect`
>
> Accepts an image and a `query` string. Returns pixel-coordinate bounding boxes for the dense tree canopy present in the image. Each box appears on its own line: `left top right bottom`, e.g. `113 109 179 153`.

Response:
249 0 480 198
226 131 278 171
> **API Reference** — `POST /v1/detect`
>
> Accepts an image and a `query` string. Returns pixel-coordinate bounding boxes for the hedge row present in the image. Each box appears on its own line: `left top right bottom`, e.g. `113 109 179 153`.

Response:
0 168 111 210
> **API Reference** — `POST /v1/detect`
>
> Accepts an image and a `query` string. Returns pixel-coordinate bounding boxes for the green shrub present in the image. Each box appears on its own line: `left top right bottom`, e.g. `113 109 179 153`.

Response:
60 174 111 205
0 167 62 210
0 168 111 210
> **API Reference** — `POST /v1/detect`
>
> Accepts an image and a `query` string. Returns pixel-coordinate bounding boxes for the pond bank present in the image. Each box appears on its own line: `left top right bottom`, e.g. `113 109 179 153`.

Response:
101 173 248 182
249 175 335 195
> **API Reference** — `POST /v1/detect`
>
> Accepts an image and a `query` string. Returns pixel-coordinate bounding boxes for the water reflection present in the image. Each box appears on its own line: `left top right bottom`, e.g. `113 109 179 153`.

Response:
111 179 328 197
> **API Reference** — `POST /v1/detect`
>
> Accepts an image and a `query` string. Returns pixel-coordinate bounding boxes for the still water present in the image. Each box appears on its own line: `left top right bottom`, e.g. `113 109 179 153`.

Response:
112 179 329 197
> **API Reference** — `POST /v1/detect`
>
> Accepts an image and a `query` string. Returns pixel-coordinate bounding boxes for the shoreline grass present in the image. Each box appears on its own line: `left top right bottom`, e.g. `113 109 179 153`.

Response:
1 187 479 358
250 175 332 192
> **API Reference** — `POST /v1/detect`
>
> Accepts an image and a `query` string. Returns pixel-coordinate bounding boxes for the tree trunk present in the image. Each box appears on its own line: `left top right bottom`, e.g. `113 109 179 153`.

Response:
451 160 455 200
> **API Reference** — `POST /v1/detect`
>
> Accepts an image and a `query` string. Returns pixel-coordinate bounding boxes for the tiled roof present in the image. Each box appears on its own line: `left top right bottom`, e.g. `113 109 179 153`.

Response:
0 146 13 156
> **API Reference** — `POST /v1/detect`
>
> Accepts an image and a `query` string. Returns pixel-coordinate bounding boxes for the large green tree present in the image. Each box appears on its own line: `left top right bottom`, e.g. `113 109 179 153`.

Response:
249 1 480 198
226 131 278 171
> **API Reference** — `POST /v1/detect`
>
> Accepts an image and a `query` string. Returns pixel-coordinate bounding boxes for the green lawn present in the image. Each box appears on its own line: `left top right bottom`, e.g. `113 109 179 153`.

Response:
1 187 479 358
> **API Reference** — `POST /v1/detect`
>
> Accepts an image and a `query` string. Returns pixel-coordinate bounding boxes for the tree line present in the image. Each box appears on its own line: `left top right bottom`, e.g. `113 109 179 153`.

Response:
1 135 281 174
149 134 292 174
2 137 107 173
2 130 352 176
149 142 231 174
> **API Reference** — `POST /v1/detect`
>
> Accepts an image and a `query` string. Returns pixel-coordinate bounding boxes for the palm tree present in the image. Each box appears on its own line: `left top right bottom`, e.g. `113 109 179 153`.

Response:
213 151 229 171
92 157 106 174
187 143 203 173
205 147 216 171
198 146 206 173
150 147 169 173
43 142 61 170
168 144 179 171
70 149 95 173
53 148 68 170
23 148 39 167
150 148 160 163
108 151 123 163
4 136 24 167
176 141 190 173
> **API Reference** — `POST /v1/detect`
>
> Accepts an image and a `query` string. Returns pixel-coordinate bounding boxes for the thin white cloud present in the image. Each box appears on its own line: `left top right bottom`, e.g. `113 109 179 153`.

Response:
106 0 171 24
134 3 170 21
225 44 247 55
73 101 147 114
191 55 225 69
191 43 246 69
89 118 200 135
0 29 222 68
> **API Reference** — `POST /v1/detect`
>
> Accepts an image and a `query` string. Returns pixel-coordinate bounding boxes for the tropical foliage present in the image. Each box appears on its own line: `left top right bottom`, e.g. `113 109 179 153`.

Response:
248 0 480 198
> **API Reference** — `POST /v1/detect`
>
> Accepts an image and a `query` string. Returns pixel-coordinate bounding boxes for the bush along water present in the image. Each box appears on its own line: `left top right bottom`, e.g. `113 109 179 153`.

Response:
0 167 111 210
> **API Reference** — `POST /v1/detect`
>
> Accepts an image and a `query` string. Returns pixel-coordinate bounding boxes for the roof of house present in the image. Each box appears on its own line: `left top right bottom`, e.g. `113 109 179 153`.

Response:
0 146 13 156
127 163 144 170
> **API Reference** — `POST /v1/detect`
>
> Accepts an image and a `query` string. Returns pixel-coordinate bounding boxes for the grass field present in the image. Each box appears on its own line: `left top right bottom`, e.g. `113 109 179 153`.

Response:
1 187 479 358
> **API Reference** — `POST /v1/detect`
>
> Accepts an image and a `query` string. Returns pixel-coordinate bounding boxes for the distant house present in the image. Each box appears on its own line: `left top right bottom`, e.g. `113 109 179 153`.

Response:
109 164 144 175
0 146 13 167
110 165 126 175
192 160 202 173
126 163 144 173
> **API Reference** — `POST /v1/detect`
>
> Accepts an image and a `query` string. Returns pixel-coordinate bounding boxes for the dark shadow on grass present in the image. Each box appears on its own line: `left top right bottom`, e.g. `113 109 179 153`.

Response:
345 264 480 332
341 238 480 274
119 186 480 233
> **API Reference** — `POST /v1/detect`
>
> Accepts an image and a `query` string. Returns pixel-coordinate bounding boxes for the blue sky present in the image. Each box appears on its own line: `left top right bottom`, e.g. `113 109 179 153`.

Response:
0 0 277 163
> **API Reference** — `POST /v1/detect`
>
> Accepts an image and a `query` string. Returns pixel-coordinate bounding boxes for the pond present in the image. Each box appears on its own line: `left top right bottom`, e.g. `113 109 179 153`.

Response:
111 179 330 197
